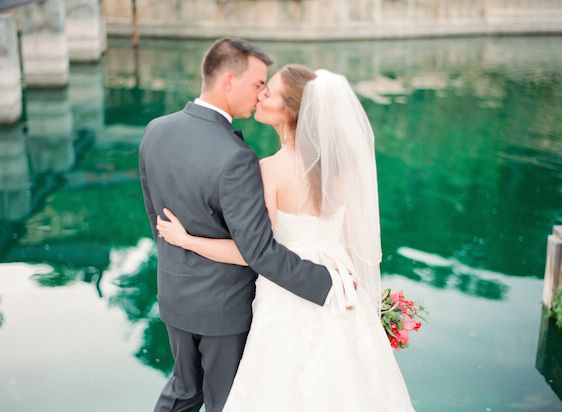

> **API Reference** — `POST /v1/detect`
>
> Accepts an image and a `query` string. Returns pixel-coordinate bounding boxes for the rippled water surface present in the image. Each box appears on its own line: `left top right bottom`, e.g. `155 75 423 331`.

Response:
1 36 561 411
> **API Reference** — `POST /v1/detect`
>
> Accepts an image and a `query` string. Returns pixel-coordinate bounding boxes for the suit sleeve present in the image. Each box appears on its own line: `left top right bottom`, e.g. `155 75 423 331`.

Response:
139 133 158 241
218 149 333 306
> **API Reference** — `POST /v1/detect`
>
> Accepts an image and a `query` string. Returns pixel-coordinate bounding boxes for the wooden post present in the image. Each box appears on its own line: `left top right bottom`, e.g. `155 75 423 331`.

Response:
536 308 562 401
373 0 382 24
543 226 562 309
131 0 139 47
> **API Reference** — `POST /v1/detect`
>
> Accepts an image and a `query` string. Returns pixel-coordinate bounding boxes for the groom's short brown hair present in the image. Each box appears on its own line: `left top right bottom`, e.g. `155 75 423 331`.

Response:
201 38 273 90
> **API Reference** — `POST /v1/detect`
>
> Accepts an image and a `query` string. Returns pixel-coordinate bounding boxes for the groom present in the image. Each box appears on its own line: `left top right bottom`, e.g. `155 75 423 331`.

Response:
139 38 335 412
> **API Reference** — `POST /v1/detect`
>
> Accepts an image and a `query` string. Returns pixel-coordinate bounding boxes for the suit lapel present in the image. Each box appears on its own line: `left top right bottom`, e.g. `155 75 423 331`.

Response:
233 130 244 141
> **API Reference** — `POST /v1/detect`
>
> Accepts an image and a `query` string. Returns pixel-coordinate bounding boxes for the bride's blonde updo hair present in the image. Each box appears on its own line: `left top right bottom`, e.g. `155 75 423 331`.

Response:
279 64 316 132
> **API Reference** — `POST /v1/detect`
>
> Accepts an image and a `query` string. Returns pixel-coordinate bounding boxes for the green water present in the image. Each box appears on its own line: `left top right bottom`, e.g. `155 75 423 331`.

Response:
1 36 561 411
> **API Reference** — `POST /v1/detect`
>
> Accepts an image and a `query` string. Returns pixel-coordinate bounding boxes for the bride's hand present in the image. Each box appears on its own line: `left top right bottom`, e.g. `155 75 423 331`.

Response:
156 208 193 249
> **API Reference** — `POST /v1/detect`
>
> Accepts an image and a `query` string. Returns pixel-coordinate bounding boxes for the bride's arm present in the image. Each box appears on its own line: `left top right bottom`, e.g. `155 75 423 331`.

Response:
156 159 278 266
157 208 247 265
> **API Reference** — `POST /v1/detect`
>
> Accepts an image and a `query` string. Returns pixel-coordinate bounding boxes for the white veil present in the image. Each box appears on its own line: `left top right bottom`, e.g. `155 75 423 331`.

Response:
295 69 383 313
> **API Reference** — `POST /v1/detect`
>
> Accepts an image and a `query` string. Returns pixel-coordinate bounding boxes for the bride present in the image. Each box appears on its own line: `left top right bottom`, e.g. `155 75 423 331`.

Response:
156 65 415 411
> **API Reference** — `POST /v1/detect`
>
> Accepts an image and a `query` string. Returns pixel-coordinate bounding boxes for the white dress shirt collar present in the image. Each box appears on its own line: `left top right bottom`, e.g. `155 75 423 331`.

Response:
194 98 233 124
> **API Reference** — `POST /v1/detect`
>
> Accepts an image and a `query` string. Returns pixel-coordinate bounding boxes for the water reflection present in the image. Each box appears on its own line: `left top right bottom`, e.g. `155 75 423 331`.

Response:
0 36 561 410
108 250 174 376
26 88 75 174
0 124 30 222
396 247 509 300
69 62 105 132
536 312 562 402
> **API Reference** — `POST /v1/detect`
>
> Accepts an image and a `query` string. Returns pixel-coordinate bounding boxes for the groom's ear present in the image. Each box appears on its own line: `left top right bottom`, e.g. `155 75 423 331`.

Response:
222 71 234 92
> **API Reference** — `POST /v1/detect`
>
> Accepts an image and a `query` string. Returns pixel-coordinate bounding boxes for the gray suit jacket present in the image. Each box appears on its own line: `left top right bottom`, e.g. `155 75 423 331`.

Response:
139 102 333 336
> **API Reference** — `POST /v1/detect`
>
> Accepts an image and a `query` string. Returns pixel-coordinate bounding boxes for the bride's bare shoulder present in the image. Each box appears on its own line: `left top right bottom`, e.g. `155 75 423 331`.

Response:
259 148 294 177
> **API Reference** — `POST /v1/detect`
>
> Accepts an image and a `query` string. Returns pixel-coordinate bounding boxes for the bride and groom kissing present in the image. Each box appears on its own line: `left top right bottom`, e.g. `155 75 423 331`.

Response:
139 38 414 412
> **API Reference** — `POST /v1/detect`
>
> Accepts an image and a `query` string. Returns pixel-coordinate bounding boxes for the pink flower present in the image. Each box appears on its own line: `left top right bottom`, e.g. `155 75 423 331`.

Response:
397 328 410 344
402 315 417 331
390 337 399 349
390 291 406 303
413 322 422 332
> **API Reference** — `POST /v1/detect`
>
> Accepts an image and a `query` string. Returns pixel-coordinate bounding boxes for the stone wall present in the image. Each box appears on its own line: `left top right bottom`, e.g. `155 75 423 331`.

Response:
0 15 21 124
66 0 105 61
102 0 562 40
19 0 69 86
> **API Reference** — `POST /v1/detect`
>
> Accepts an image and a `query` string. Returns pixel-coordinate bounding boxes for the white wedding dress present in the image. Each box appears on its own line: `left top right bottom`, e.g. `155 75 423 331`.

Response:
223 209 415 411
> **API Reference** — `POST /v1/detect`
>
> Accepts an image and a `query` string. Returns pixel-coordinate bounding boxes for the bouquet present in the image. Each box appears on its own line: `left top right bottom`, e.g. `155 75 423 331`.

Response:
380 289 427 350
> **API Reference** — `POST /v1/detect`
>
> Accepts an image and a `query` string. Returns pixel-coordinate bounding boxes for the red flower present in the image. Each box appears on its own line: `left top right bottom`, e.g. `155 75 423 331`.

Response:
381 288 427 350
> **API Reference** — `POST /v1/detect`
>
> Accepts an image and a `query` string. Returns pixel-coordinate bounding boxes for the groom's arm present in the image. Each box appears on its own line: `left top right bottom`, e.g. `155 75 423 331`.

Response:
139 136 158 241
218 148 333 306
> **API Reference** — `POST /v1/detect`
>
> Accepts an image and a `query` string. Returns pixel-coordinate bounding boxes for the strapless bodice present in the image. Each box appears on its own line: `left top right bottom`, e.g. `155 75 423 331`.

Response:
271 208 357 312
274 208 346 253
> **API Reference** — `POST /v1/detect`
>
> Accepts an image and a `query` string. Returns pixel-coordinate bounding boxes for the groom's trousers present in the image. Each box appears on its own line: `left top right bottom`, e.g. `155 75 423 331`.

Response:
154 324 248 412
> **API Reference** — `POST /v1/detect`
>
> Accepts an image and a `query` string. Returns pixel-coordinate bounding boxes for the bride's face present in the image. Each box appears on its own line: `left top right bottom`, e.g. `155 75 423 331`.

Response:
254 72 287 127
